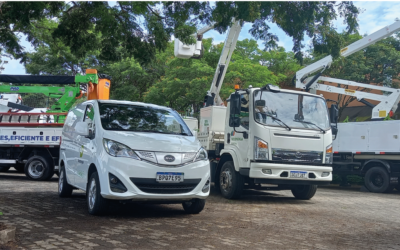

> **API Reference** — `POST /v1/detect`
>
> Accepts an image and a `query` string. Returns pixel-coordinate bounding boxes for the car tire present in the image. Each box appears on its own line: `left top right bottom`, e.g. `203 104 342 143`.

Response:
291 185 317 200
182 199 206 214
14 163 25 173
364 167 392 193
219 161 244 199
87 171 109 215
24 156 54 181
58 166 73 197
0 165 10 172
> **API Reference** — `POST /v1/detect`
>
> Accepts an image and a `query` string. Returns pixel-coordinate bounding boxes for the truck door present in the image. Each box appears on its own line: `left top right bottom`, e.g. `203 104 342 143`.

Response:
228 93 250 164
75 104 97 190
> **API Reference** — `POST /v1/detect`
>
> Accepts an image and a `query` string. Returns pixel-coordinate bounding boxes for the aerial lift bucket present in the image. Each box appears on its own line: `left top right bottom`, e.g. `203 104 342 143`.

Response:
86 69 111 100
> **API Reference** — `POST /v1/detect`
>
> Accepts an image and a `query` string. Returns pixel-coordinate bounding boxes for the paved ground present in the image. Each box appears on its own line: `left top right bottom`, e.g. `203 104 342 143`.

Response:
1 170 400 250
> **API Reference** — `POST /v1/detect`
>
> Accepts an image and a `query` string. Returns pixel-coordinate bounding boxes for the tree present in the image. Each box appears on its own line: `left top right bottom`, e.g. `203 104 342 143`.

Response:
1 1 360 65
316 32 400 119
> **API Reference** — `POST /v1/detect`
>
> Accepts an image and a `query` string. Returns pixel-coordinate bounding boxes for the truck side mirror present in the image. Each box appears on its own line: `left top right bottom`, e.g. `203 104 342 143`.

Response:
331 125 338 137
229 93 241 127
330 104 339 123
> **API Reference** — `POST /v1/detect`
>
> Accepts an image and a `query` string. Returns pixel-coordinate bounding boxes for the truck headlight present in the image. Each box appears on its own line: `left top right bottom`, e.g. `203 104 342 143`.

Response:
325 144 333 164
103 139 140 160
254 137 269 160
194 147 208 162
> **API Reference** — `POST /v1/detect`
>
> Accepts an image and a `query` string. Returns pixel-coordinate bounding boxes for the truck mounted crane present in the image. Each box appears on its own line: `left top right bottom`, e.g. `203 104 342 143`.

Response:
175 20 336 200
293 20 400 193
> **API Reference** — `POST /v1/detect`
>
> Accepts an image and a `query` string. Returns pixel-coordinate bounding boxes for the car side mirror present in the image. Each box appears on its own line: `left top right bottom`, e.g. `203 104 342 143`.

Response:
229 92 241 127
330 104 339 124
75 121 89 137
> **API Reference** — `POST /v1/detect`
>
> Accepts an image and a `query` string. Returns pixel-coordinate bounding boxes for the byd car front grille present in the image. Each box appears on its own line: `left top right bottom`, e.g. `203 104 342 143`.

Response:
272 148 323 164
130 178 201 194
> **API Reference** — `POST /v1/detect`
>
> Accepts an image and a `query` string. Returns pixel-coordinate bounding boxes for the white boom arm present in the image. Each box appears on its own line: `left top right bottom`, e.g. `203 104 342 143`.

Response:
294 20 400 119
174 20 243 106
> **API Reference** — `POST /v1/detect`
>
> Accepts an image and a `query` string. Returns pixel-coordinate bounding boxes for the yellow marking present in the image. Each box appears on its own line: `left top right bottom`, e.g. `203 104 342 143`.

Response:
379 110 387 117
344 89 356 95
340 47 348 54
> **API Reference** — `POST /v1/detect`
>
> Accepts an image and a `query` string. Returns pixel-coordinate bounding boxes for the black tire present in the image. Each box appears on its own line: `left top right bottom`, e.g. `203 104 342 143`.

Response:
395 184 400 192
87 171 109 215
58 166 73 197
14 163 25 173
364 167 392 193
24 156 54 181
0 166 10 172
219 161 244 199
182 199 206 214
291 185 318 200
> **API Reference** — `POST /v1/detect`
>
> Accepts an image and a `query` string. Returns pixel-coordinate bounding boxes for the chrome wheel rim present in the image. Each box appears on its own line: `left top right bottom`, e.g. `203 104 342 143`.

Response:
59 170 64 193
88 178 96 210
28 160 45 178
220 168 233 192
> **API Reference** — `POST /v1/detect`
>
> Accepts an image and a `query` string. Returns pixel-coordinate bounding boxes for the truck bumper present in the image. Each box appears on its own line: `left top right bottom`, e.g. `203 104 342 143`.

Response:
248 162 332 185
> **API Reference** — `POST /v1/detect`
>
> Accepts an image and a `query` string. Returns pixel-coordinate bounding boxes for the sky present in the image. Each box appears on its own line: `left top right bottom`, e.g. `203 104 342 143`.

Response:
2 1 400 75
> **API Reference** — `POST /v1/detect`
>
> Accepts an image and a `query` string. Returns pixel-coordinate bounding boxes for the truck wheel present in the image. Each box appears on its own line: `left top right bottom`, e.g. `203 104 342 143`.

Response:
219 161 244 199
14 163 25 173
291 185 317 200
24 156 54 181
395 184 400 192
0 166 10 172
182 199 206 214
87 172 109 215
364 167 392 193
58 166 73 197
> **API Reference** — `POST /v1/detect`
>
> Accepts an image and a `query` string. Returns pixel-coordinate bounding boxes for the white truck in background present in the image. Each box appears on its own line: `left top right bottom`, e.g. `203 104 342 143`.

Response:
293 20 400 193
175 20 336 199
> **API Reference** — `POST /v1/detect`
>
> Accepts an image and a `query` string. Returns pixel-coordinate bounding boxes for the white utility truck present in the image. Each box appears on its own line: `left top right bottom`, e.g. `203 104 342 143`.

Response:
0 70 110 180
175 20 335 199
293 20 400 193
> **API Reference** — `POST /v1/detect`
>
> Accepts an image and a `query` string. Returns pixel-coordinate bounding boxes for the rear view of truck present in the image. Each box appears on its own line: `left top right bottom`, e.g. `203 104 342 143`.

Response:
0 70 111 180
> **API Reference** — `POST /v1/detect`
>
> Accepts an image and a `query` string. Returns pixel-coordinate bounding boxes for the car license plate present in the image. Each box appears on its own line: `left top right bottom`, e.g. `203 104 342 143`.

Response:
156 172 184 183
290 171 308 179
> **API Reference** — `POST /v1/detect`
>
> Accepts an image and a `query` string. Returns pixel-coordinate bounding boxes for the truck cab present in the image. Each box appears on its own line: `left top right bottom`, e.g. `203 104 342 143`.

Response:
200 85 333 199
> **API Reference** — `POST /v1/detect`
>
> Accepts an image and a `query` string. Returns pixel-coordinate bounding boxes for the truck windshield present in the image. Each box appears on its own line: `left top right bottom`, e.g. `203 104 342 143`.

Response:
99 103 192 136
254 91 330 131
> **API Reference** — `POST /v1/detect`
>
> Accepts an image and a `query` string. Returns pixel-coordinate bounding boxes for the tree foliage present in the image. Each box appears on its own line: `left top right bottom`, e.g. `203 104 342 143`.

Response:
1 1 360 64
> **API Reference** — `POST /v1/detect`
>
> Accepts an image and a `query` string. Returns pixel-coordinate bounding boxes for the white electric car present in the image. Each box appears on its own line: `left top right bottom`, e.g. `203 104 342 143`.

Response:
58 100 210 215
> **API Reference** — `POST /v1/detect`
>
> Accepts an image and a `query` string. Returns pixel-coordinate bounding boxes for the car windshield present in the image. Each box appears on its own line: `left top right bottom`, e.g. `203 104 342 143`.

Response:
254 90 330 131
99 103 192 136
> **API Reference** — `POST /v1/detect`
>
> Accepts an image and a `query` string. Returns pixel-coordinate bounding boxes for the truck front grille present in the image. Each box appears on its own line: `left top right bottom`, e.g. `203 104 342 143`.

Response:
272 148 323 164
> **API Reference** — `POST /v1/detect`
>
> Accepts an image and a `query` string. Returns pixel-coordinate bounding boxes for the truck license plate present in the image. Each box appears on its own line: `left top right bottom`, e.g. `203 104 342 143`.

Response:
156 172 184 183
290 171 308 179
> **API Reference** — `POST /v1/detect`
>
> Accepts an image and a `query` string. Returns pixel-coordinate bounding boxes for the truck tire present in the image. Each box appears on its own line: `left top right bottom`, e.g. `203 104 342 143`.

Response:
182 199 206 214
58 166 73 197
87 171 109 215
364 167 392 193
395 184 400 192
291 185 317 200
219 161 244 199
0 166 10 172
24 156 54 181
14 163 25 173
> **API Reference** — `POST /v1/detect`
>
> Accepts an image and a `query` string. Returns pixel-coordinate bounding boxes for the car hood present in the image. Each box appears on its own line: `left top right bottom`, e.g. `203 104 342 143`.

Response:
102 130 201 153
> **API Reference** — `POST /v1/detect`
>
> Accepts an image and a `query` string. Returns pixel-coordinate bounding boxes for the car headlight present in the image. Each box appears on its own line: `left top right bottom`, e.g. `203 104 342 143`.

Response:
103 139 140 160
325 144 333 164
194 147 208 162
255 137 269 160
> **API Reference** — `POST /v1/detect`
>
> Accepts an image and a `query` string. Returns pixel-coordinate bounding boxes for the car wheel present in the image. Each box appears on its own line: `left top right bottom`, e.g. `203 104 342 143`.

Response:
364 167 392 193
182 199 206 214
87 172 109 215
24 156 54 181
219 161 244 199
0 165 10 172
291 185 317 200
58 166 73 197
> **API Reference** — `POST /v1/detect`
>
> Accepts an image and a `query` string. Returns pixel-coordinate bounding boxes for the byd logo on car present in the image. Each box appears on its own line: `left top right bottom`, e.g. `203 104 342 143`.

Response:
164 155 175 162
